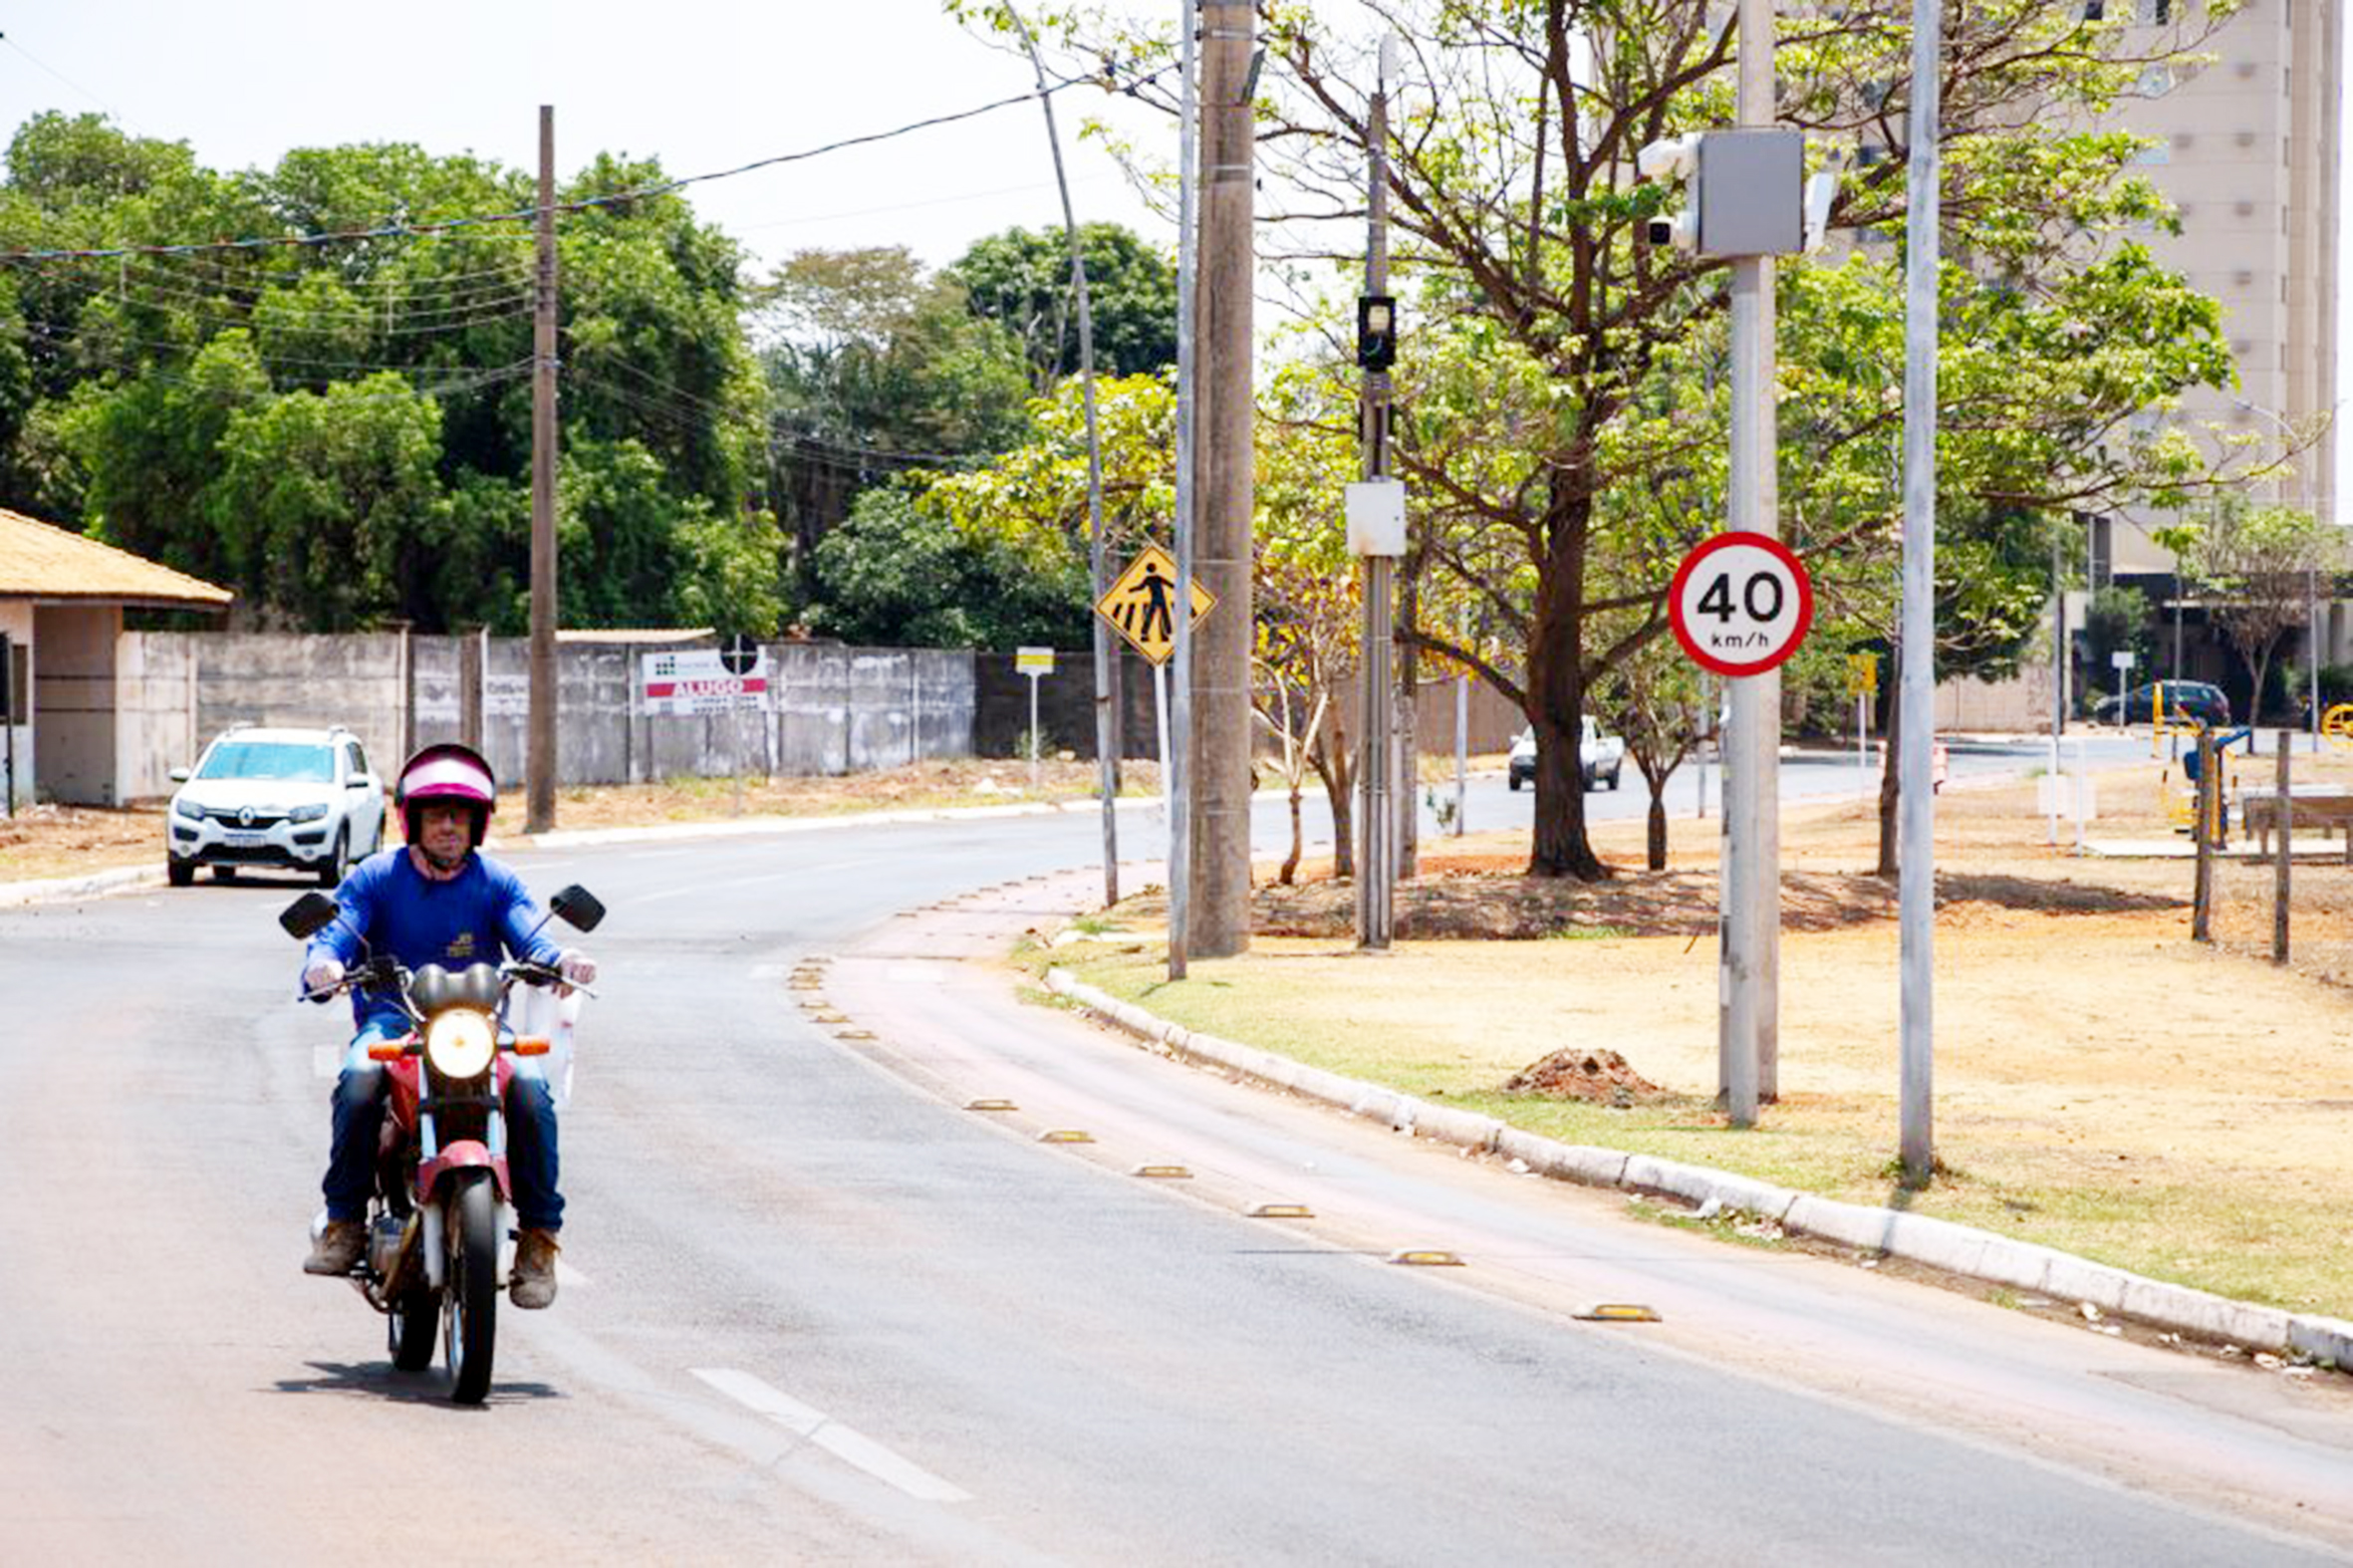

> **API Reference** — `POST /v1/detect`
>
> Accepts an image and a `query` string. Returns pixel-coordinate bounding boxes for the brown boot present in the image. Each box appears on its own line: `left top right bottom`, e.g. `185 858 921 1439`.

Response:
510 1227 560 1309
305 1219 366 1275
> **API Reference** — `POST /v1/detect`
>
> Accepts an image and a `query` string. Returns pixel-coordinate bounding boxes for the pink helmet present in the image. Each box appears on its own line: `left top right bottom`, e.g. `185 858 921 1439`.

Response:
394 742 496 850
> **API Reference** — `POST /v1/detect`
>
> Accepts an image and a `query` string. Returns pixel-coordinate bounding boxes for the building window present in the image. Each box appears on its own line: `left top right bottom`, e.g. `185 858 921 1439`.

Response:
2137 0 2171 21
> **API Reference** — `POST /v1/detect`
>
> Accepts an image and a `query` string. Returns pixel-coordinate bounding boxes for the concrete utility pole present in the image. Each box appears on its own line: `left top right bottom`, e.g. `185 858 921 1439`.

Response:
1190 0 1255 956
1357 37 1398 950
1170 0 1200 978
1717 0 1779 1124
527 105 558 835
1005 3 1120 910
1897 0 1944 1183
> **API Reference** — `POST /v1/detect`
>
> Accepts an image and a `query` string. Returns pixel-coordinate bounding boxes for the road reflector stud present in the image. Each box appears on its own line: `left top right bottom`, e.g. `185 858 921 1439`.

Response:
812 1011 849 1024
834 1028 877 1041
1131 1164 1193 1179
1388 1249 1465 1267
965 1098 1019 1113
1575 1303 1662 1323
1248 1202 1315 1219
1037 1129 1096 1145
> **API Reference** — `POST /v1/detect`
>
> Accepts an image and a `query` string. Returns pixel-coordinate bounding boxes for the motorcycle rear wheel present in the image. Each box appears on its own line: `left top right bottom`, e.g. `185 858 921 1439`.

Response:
442 1174 499 1405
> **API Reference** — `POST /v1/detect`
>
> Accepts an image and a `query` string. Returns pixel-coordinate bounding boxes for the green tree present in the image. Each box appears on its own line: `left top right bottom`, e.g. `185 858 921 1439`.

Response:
1 122 776 633
757 244 1031 587
993 0 2253 881
807 481 1090 649
947 223 1177 389
2160 496 2337 723
206 374 447 631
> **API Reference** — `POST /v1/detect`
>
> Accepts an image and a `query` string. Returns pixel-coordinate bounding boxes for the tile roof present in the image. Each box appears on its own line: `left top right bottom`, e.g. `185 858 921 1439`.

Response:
0 508 233 610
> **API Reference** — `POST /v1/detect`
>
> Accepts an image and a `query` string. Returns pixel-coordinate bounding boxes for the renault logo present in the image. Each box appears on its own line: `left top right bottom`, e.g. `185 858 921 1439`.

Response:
238 806 256 827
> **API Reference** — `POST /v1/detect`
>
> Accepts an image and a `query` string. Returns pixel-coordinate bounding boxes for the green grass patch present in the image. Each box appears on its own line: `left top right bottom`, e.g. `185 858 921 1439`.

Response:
1047 939 2352 1318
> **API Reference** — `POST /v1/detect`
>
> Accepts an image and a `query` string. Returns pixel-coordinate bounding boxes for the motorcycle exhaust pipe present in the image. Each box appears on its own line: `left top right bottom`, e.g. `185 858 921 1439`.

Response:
373 1211 423 1297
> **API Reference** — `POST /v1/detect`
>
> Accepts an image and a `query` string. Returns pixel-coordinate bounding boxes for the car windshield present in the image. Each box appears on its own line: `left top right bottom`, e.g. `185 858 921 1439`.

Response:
195 741 336 783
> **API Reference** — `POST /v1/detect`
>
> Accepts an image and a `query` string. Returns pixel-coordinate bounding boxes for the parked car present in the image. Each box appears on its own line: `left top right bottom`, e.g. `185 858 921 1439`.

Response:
2092 680 2230 728
166 724 387 888
1506 716 1626 792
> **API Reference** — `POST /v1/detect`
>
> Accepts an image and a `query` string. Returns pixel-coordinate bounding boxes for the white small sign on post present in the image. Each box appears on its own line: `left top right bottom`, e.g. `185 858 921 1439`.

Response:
638 646 771 717
1015 648 1054 788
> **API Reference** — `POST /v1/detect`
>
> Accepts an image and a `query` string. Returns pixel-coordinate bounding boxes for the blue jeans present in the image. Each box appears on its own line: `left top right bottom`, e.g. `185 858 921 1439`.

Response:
323 1023 564 1231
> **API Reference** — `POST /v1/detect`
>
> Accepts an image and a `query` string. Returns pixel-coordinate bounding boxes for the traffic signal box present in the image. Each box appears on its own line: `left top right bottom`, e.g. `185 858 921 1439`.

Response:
1639 130 1807 257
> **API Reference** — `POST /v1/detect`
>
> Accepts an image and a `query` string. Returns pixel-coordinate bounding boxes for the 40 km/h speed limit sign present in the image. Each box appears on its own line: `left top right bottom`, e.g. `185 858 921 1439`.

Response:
1669 531 1815 677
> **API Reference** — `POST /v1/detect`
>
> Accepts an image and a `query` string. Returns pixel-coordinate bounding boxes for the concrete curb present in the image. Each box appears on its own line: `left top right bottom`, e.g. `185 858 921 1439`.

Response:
1042 966 2353 1370
0 863 164 908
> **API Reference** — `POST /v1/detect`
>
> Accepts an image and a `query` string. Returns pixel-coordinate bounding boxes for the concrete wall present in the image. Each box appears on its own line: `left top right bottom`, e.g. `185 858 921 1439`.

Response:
32 605 120 805
107 632 980 799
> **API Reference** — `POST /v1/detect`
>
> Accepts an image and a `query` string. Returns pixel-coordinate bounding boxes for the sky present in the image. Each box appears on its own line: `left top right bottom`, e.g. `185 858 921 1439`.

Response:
0 0 1171 273
1 2 2346 498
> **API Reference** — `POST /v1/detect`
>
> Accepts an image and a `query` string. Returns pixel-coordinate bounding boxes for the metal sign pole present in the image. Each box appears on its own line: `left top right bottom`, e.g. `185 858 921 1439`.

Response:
1029 669 1042 790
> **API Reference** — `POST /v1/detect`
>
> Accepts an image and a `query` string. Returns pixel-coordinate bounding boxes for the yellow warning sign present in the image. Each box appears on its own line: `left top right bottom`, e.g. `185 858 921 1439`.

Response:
1844 653 1879 698
1095 544 1214 665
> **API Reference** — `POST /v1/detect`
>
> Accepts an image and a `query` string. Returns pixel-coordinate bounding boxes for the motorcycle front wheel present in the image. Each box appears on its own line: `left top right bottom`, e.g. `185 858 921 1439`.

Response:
390 1287 435 1371
441 1174 499 1405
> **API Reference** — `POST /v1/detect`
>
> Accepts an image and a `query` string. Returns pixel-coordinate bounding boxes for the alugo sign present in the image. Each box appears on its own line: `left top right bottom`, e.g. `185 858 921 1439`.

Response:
1668 531 1815 677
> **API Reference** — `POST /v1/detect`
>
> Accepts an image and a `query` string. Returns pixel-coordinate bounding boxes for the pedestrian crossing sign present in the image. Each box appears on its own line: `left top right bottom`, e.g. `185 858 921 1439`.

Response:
1095 545 1214 665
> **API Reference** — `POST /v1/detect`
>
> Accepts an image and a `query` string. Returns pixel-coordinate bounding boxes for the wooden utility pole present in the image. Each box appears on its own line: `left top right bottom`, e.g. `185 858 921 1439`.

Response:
527 105 558 834
2274 733 2292 962
1190 0 1255 956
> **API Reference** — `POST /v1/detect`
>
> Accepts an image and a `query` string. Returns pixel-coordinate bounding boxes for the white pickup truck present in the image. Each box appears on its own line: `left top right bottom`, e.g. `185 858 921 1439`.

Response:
1506 715 1625 792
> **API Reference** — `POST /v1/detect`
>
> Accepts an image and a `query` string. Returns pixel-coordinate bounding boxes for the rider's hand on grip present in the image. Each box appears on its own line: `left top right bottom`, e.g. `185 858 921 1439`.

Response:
558 949 598 988
302 957 345 999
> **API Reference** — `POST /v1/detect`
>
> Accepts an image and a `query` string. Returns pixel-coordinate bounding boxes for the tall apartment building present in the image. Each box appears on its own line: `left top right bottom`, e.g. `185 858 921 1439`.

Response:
2094 0 2345 712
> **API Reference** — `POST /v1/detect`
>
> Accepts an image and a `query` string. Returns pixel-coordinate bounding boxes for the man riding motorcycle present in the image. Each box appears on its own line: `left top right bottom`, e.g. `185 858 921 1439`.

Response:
299 742 596 1308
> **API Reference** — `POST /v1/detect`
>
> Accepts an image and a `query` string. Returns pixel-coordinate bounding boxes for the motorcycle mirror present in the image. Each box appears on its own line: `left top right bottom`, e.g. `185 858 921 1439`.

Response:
279 891 342 940
549 885 606 933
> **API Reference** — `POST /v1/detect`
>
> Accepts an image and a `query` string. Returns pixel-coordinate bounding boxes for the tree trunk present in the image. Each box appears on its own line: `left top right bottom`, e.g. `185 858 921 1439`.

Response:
1281 782 1303 885
1646 769 1669 871
2246 642 2275 726
1311 726 1355 880
1526 553 1606 879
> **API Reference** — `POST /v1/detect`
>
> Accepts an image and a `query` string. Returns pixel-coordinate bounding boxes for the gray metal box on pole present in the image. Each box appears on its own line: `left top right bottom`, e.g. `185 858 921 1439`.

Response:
1699 131 1804 256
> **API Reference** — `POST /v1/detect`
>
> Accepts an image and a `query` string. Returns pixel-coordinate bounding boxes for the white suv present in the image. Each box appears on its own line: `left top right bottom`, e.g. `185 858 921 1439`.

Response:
166 725 388 888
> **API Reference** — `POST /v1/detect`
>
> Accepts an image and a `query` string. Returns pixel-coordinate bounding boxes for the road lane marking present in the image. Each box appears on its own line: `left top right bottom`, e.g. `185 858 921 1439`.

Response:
691 1368 972 1503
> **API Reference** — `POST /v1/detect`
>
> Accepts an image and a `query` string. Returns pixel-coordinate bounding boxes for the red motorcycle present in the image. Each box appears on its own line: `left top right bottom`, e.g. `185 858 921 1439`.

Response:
280 884 604 1405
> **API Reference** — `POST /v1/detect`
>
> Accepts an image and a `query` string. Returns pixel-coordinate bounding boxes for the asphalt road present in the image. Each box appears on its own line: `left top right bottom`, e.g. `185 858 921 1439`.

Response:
7 734 2346 1564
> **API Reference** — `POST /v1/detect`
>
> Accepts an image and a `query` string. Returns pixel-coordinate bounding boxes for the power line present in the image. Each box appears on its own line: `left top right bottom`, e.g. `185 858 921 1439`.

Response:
0 77 1125 266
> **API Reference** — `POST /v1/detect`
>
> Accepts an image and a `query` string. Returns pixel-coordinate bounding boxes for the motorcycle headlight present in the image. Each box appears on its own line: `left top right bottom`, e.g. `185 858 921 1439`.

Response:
423 1009 496 1079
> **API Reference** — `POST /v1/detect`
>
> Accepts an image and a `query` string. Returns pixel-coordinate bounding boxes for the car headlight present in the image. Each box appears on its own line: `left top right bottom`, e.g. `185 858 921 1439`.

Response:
171 796 203 821
423 1009 497 1079
288 803 329 823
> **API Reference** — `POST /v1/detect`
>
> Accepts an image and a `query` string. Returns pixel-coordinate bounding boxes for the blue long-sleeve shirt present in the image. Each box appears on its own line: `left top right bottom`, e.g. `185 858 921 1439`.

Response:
302 849 564 1031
